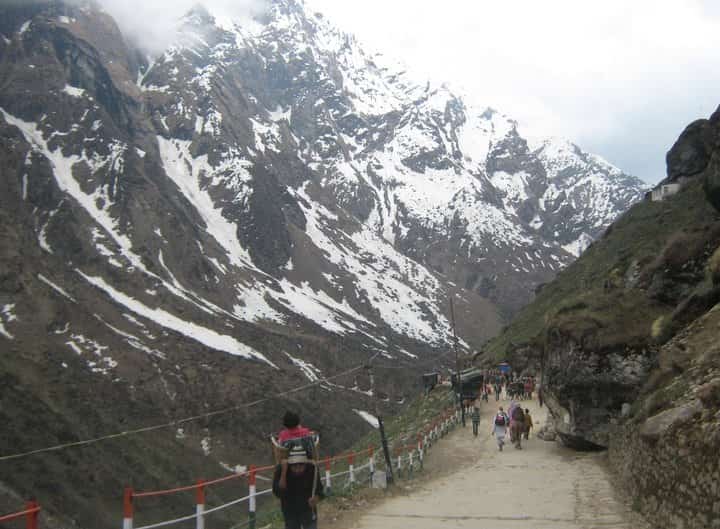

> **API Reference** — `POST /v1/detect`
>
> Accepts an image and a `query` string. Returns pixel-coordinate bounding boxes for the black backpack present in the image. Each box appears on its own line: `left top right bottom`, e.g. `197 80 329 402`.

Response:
281 434 317 459
494 413 506 426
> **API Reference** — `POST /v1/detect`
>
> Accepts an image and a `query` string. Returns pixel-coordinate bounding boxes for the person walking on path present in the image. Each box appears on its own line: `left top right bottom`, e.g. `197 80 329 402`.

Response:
523 408 533 440
273 446 324 529
490 406 509 451
471 402 481 437
510 405 525 449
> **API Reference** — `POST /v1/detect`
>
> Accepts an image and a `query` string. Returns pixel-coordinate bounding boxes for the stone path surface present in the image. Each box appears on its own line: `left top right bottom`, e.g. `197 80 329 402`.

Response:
330 400 648 529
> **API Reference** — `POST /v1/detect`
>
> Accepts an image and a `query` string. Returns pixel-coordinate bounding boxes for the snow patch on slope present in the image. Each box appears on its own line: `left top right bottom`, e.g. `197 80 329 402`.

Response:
353 409 379 428
78 271 277 367
157 137 254 269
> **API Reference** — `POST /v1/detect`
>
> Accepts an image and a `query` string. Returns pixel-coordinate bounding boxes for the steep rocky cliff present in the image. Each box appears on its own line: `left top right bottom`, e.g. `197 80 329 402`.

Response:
483 106 720 528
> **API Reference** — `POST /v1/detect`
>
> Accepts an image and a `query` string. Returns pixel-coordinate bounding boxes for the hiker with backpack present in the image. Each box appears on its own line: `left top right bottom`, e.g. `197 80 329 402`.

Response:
523 408 533 440
510 404 525 449
273 445 324 529
471 401 481 437
482 384 490 402
491 406 509 450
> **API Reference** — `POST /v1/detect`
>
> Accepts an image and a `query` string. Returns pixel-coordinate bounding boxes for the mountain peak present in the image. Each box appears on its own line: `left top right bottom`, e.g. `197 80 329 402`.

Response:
182 4 215 26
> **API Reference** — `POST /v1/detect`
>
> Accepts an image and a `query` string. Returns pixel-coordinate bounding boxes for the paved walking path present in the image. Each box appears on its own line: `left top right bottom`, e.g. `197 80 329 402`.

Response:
333 400 648 529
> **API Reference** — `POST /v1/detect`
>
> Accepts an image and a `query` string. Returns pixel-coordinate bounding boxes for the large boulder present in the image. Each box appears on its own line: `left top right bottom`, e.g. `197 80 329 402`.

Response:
703 152 720 212
702 106 720 211
542 340 655 448
666 118 716 181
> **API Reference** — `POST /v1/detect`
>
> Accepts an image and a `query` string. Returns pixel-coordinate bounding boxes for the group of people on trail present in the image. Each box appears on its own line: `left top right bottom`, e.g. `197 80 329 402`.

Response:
472 401 533 452
489 401 533 450
478 372 538 403
470 390 534 452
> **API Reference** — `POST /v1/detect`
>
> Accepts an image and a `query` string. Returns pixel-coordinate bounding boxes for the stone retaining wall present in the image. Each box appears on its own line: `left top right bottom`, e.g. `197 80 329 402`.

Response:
608 400 720 529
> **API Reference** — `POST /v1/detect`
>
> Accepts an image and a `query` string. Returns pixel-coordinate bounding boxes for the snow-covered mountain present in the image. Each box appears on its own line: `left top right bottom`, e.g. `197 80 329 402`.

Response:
0 1 644 525
135 0 644 317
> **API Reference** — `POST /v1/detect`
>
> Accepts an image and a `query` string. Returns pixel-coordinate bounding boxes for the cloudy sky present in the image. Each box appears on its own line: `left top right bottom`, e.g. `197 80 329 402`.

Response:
95 0 266 54
306 0 720 184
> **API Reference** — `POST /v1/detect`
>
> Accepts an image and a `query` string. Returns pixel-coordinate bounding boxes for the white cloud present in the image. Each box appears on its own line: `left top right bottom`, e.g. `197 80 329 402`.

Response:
306 0 720 183
95 0 267 54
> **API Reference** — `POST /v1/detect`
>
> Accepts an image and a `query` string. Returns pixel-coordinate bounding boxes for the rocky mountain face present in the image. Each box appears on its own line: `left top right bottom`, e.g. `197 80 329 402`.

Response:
0 0 644 525
484 108 720 528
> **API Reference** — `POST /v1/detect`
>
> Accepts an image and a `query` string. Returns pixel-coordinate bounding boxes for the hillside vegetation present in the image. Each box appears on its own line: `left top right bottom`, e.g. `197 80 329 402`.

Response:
484 180 720 365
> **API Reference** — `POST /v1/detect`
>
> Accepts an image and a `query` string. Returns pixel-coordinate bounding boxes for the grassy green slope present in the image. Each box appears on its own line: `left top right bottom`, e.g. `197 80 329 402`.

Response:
484 180 720 364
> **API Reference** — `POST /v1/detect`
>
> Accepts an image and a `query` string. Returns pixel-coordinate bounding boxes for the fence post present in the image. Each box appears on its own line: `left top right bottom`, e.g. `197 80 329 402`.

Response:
408 448 414 477
324 458 332 492
348 452 355 485
378 416 394 486
368 447 375 485
396 451 402 478
248 466 256 529
123 487 133 529
417 435 424 470
26 500 39 529
195 480 205 529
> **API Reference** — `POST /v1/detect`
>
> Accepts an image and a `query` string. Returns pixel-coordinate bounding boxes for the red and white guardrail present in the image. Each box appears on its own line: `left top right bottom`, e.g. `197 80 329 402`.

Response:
0 501 40 529
121 404 464 529
0 405 466 529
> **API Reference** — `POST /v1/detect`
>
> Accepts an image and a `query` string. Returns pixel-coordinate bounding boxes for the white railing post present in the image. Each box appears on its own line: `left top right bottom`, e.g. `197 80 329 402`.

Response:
196 480 205 529
369 447 375 484
349 452 355 485
248 466 257 529
123 487 133 529
325 458 332 492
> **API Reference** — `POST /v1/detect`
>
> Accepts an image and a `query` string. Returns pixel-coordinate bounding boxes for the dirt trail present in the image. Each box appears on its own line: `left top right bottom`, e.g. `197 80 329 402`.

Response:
330 399 648 529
